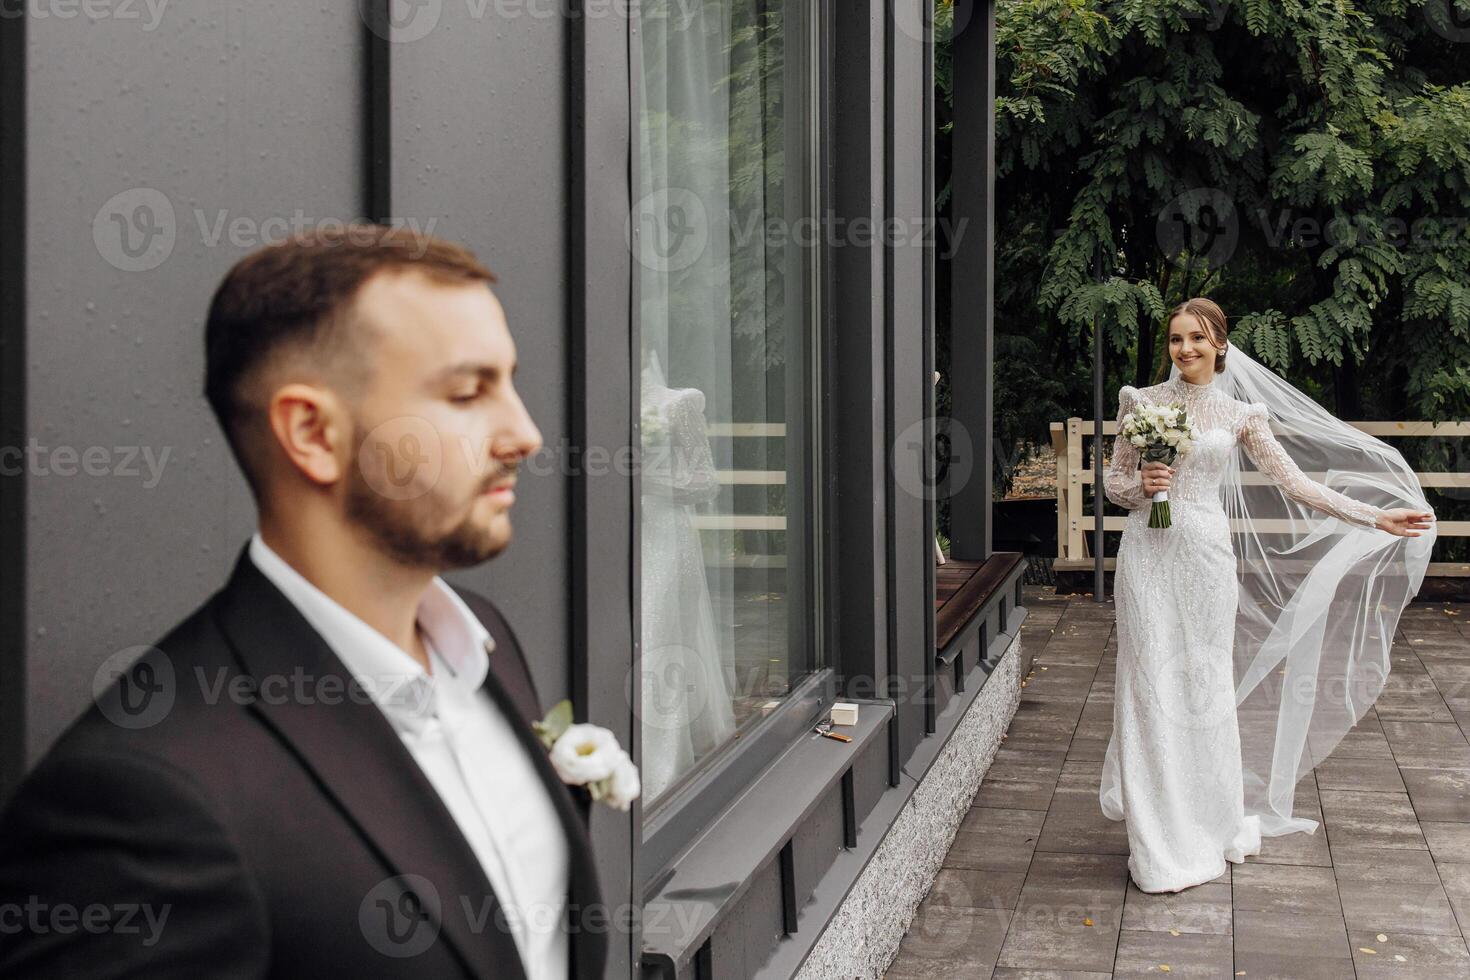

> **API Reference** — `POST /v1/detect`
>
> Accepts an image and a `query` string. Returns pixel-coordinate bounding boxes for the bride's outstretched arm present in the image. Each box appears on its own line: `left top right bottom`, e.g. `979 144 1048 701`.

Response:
1103 386 1150 511
1236 404 1384 529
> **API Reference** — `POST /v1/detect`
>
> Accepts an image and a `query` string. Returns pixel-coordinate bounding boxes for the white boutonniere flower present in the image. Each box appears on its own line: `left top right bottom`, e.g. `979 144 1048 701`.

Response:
533 700 642 811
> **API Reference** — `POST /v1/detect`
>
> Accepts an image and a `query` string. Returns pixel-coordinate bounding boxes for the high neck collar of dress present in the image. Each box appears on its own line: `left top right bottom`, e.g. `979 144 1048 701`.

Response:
1170 374 1217 403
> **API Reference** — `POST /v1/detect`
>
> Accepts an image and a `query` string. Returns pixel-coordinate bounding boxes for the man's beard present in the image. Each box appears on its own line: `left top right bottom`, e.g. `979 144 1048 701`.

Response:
344 450 511 571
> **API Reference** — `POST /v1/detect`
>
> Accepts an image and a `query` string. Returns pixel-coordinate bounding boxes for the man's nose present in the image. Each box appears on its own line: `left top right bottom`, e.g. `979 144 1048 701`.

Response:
500 388 543 461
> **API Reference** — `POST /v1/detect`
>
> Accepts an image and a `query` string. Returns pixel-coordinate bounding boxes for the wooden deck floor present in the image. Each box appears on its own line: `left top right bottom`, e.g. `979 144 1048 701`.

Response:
886 586 1470 979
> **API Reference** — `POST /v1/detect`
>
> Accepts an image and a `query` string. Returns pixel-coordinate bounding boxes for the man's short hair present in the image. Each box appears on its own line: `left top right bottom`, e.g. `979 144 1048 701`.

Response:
203 223 495 493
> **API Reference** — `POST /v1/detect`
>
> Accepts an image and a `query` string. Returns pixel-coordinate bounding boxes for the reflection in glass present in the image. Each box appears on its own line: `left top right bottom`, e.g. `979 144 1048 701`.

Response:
639 352 738 799
636 0 820 804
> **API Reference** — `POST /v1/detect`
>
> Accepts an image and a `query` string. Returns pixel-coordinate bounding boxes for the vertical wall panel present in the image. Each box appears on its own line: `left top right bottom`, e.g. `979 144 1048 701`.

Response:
832 0 889 700
570 2 636 974
388 0 573 707
888 0 930 768
1 4 26 800
710 860 785 980
948 0 995 560
790 785 843 910
24 2 365 761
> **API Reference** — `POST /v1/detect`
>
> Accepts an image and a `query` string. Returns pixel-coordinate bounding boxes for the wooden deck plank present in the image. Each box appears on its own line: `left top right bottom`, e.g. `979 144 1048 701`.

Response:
889 588 1470 979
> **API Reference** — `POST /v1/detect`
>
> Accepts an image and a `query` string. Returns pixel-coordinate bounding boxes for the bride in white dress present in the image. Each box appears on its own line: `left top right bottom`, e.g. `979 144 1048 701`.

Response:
1099 298 1435 894
640 351 739 802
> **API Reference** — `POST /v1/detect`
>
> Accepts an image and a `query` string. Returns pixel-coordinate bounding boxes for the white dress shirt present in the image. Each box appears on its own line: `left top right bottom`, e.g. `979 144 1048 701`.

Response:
247 533 569 980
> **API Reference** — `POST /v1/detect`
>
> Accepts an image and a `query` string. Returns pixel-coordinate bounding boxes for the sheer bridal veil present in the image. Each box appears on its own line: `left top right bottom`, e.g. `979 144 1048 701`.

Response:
1176 341 1437 837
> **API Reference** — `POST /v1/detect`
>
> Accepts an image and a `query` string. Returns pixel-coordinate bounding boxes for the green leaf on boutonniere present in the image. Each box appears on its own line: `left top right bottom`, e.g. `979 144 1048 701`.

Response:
532 699 574 752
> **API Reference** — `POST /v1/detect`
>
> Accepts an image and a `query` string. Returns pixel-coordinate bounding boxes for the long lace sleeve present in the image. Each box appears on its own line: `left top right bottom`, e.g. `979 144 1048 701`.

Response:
1236 403 1383 530
642 387 720 505
1103 385 1150 511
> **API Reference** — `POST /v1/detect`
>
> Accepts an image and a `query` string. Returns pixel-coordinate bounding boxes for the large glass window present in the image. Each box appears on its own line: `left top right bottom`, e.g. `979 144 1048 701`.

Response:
635 0 822 808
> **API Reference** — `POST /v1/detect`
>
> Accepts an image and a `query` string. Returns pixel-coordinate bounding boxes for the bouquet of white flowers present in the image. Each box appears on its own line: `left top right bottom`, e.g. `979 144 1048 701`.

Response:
1119 400 1195 529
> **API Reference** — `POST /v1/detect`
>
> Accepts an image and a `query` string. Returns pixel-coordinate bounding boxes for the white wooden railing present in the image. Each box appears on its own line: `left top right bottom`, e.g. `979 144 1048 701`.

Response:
1050 416 1470 577
691 423 787 532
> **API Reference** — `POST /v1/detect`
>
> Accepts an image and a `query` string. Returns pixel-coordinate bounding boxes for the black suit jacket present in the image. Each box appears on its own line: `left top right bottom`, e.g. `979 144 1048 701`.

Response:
0 545 607 979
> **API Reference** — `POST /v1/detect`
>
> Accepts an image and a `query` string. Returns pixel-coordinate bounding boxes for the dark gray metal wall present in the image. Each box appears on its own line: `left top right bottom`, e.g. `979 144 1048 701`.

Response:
390 2 574 705
2 4 991 978
11 2 575 779
22 4 359 769
830 0 889 705
887 0 932 764
949 0 996 560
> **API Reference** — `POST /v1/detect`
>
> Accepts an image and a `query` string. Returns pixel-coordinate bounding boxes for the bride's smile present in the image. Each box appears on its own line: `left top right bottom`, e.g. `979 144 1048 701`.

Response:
1169 310 1224 384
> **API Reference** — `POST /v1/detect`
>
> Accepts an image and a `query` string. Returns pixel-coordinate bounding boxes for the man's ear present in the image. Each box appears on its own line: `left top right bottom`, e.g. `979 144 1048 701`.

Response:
266 382 351 487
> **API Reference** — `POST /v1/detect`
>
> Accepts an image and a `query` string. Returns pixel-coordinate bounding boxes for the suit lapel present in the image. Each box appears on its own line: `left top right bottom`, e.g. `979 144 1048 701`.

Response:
209 546 526 980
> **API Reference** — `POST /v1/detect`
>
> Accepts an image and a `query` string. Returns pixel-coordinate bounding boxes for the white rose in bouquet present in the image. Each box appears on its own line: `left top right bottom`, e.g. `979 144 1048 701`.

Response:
1119 398 1195 529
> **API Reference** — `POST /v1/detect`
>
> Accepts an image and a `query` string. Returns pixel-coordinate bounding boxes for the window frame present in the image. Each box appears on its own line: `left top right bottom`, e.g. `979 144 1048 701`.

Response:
629 0 835 893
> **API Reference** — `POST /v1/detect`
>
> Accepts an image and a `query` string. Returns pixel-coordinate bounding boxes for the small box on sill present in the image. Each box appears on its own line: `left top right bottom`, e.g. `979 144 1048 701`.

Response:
829 702 859 727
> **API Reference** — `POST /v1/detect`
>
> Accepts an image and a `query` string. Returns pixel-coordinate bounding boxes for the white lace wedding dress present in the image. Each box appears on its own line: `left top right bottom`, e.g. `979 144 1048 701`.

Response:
640 357 738 802
1099 374 1384 893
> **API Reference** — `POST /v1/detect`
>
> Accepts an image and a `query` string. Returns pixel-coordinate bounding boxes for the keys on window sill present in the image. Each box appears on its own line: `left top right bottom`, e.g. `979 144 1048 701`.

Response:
812 720 852 743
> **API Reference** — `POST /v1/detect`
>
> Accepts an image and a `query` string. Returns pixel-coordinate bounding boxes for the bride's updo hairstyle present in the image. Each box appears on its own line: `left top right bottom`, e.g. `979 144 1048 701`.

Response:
1167 297 1229 374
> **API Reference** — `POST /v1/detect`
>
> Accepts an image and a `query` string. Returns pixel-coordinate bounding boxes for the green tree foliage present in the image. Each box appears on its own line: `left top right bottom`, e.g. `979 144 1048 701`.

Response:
942 0 1470 539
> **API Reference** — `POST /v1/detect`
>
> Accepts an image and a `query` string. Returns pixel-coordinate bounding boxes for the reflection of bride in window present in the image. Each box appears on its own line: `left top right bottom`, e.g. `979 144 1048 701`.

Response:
640 349 738 802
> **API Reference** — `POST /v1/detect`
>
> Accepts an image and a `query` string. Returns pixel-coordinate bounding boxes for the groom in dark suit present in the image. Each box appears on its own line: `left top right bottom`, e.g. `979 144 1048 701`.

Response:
0 226 607 979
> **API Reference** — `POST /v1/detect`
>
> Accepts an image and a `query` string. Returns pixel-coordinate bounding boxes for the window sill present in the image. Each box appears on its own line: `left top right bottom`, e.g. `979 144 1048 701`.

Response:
750 598 1028 980
639 696 895 977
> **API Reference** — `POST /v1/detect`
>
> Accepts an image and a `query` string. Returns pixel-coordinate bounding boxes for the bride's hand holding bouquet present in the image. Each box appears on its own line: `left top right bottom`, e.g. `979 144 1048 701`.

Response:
1121 402 1195 528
